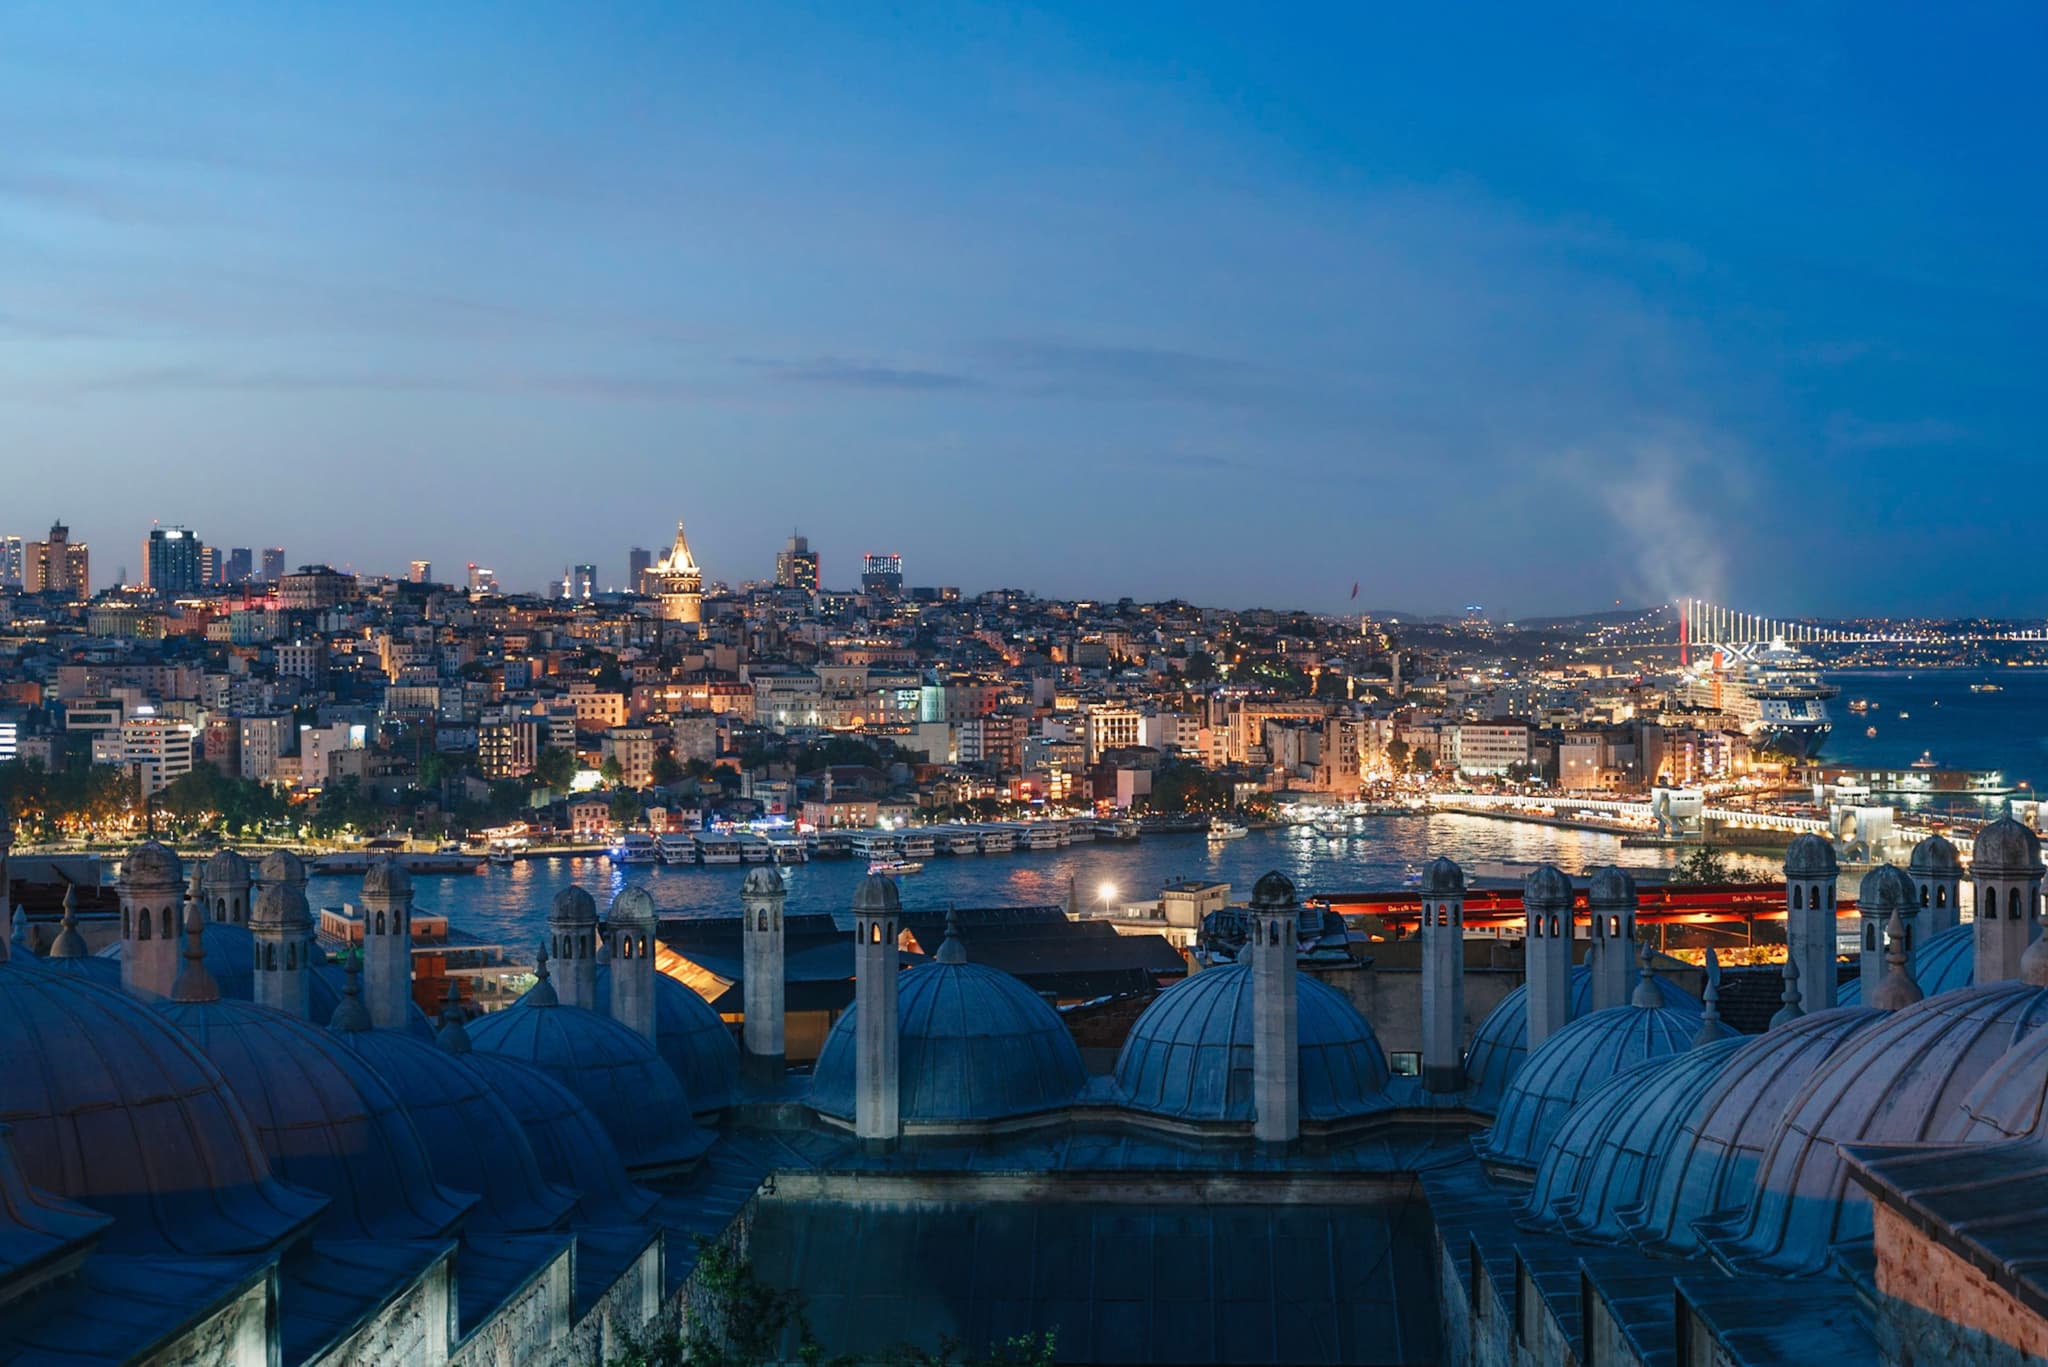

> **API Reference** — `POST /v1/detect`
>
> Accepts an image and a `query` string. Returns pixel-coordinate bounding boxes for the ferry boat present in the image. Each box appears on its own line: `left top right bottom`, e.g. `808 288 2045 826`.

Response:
487 843 517 867
1971 681 2006 694
899 832 938 860
608 832 658 865
735 832 776 863
768 835 809 864
977 828 1016 854
1095 817 1141 842
656 833 699 866
1019 824 1062 852
868 858 924 876
1064 820 1095 842
813 831 854 859
1673 641 1837 759
697 834 743 865
941 828 984 855
1208 821 1249 842
850 831 901 861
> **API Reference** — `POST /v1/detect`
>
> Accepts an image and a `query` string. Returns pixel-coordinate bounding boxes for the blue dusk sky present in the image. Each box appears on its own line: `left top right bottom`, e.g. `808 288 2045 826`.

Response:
2 3 2041 616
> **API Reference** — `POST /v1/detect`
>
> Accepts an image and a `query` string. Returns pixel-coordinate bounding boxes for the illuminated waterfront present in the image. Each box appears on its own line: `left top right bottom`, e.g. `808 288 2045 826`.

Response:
1820 666 2048 794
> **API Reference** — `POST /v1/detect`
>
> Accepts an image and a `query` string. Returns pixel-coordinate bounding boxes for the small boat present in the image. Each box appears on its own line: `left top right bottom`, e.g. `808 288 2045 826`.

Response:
1402 863 1423 887
1866 726 1878 739
1847 699 1872 713
1971 682 2005 694
868 858 923 876
768 835 809 864
1208 821 1249 842
1898 712 1911 720
1912 751 1939 769
487 843 516 867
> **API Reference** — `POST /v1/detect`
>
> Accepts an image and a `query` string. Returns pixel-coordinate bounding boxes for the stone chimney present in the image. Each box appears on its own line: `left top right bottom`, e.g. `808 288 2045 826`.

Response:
1247 872 1300 1144
1523 864 1574 1051
1419 856 1466 1094
852 874 901 1141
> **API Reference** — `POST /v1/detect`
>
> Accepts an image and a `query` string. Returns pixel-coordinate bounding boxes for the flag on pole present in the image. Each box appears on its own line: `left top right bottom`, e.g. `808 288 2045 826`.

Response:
1350 581 1359 600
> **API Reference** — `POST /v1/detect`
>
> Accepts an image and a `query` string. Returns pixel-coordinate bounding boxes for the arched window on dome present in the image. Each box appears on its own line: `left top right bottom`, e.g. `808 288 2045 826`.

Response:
1549 914 1560 937
1920 885 1930 907
1864 923 1877 951
757 910 767 931
1792 885 1804 910
159 907 172 938
1937 886 1948 908
1269 921 1280 945
1609 915 1620 937
1986 888 1999 918
773 909 782 930
375 911 386 936
870 922 881 944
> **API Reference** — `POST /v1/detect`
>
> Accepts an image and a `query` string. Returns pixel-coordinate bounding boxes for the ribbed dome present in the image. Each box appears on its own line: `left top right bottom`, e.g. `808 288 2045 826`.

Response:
1857 864 1917 913
594 963 740 1113
1419 857 1465 895
120 841 182 887
251 881 311 931
1621 1006 1880 1257
814 960 1088 1124
1710 983 2048 1274
1250 870 1297 908
1524 864 1574 906
202 850 252 886
608 884 656 926
1955 1008 2048 1141
257 849 306 885
95 923 431 1036
362 858 411 897
549 885 597 927
1910 834 1962 875
1522 1036 1745 1241
158 997 473 1241
330 1026 575 1233
741 866 786 897
1972 816 2042 877
1112 964 1391 1124
469 1000 706 1174
1839 922 1974 1005
458 1052 658 1225
853 874 901 912
0 963 325 1255
1588 866 1637 905
1477 1001 1709 1170
1783 835 1838 878
1463 966 1702 1112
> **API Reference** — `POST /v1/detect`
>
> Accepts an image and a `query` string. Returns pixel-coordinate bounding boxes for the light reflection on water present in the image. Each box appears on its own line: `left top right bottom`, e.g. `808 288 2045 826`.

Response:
306 814 1732 949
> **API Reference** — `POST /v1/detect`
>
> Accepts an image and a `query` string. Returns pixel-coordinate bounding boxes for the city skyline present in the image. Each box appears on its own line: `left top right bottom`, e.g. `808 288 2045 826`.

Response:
4 6 2043 616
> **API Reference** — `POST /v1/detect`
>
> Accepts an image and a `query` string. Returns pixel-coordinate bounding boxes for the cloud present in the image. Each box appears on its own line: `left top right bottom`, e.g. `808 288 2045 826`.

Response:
743 357 977 391
978 338 1283 406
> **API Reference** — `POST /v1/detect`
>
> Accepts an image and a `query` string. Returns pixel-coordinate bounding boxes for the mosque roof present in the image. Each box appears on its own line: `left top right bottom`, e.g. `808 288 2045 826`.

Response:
813 952 1088 1124
0 1124 111 1296
741 866 785 897
119 841 182 887
1955 1005 2048 1141
1588 865 1637 905
1112 963 1391 1124
1477 998 1711 1171
361 858 411 898
549 886 596 928
201 849 252 887
1419 857 1465 895
1910 833 1962 874
1783 834 1839 878
1838 921 1974 1005
1708 981 2048 1275
594 963 740 1113
329 1025 577 1234
0 962 325 1256
1621 1006 1883 1258
470 985 709 1175
457 1052 660 1225
1857 864 1917 914
1463 965 1702 1113
257 849 306 885
158 995 474 1242
1972 816 2043 878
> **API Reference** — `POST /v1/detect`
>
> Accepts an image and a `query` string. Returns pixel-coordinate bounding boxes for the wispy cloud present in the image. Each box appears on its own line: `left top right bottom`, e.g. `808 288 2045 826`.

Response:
740 356 977 391
978 338 1283 406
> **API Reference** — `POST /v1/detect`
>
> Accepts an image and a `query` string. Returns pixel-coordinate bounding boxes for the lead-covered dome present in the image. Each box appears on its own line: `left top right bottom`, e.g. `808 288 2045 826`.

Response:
1463 966 1701 1112
1250 870 1297 908
1954 1004 2048 1142
1709 983 2048 1274
595 962 740 1113
1840 922 1974 1005
1524 864 1574 906
1910 834 1962 875
813 957 1087 1125
469 994 707 1174
1477 999 1712 1170
852 873 901 913
458 1052 659 1225
741 865 785 897
362 858 411 897
1972 816 2042 877
257 849 306 885
158 996 473 1241
1521 1036 1745 1241
1622 1006 1880 1257
1419 858 1465 895
0 963 324 1255
120 841 182 887
95 921 431 1036
330 1025 575 1233
1858 864 1917 913
1113 964 1391 1124
1784 834 1838 878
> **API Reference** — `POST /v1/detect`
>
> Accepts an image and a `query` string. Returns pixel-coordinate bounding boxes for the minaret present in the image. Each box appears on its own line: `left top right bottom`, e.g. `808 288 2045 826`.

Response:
1783 835 1840 1012
251 875 315 1017
606 885 658 1044
201 850 253 925
169 872 221 1004
1909 833 1964 935
852 874 901 1141
1872 910 1925 1010
1247 871 1300 1144
1856 865 1917 1002
1523 864 1575 1051
360 858 414 1031
548 886 599 1010
118 841 183 999
741 866 788 1079
1419 856 1466 1094
1972 816 2042 985
1587 866 1639 1010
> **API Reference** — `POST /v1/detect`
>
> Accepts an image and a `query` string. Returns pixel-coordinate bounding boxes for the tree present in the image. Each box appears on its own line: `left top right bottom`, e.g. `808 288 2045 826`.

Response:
609 789 643 827
1671 845 1762 885
601 756 626 787
1410 748 1435 774
532 747 576 793
1384 739 1410 774
651 753 684 786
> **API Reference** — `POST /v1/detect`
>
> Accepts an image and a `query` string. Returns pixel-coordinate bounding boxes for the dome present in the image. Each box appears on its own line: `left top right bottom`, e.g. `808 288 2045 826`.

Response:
468 998 707 1174
362 858 411 897
549 885 597 927
1621 1006 1880 1257
202 850 252 886
742 865 786 897
330 1026 575 1233
1972 816 2042 878
1250 870 1297 908
1910 834 1962 875
1463 966 1701 1112
257 849 306 885
1113 964 1391 1124
1524 864 1573 906
1521 1036 1746 1242
459 1052 659 1225
1784 835 1838 878
251 881 311 930
120 841 182 887
1857 864 1917 914
1418 858 1465 895
1477 1001 1708 1170
608 884 656 926
1588 866 1636 905
94 922 431 1036
158 996 473 1241
1955 1007 2048 1141
814 959 1087 1125
1710 982 2048 1274
853 874 901 913
0 963 325 1256
594 963 740 1113
1839 922 1974 1005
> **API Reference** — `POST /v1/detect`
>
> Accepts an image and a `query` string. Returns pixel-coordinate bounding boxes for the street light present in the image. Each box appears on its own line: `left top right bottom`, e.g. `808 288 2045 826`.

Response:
1098 881 1118 906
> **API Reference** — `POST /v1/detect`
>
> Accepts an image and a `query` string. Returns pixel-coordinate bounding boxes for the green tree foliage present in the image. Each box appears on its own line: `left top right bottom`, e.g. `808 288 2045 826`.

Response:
1142 760 1232 814
1671 845 1763 885
609 789 644 827
305 776 383 837
0 759 138 839
155 768 288 836
601 756 626 786
532 747 576 793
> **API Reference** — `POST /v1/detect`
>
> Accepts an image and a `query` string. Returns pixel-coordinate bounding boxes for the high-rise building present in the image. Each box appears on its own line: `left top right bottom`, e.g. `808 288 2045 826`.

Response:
27 522 89 598
144 526 206 595
566 564 596 600
199 544 221 587
224 547 253 585
467 563 498 594
0 536 24 588
628 546 653 595
776 532 821 594
648 522 703 624
861 552 904 598
408 560 433 585
260 547 286 582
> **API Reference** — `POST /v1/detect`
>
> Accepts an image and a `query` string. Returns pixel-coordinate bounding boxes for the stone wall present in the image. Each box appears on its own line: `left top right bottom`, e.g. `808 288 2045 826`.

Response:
450 1243 573 1367
1871 1203 2048 1367
138 1274 271 1367
313 1250 456 1367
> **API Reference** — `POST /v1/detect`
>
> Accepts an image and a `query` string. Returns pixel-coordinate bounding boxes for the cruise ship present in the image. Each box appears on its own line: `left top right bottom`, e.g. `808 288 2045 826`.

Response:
1673 643 1837 758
